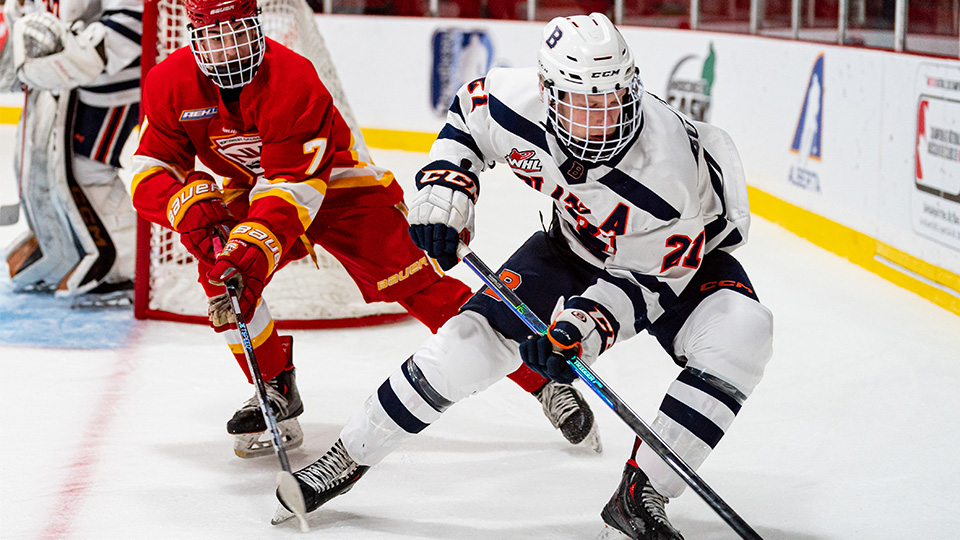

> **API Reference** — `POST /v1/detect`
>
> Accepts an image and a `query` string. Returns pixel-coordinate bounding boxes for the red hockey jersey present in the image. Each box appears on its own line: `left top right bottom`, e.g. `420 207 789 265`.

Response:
131 38 401 256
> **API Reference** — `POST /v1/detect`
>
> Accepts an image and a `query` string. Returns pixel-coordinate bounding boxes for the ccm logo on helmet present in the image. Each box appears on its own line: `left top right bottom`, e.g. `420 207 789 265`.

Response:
592 69 621 78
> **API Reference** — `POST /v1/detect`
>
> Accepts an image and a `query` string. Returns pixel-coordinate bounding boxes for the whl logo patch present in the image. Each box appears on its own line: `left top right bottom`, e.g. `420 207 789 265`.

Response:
212 134 264 177
506 148 542 172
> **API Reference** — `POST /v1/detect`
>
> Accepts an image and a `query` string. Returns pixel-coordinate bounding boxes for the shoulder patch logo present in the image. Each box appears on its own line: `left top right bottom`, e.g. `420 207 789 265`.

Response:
506 148 542 172
788 53 824 193
179 106 218 122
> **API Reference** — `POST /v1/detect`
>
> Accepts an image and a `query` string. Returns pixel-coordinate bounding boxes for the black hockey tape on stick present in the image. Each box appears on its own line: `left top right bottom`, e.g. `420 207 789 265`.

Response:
212 236 309 533
455 242 764 540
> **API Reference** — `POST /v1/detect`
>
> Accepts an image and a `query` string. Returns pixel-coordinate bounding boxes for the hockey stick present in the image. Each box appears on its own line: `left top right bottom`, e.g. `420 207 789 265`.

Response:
213 237 310 533
456 242 763 540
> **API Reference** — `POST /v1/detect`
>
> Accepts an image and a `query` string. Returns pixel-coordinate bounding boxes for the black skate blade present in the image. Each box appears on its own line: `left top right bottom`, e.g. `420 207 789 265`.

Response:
276 471 309 532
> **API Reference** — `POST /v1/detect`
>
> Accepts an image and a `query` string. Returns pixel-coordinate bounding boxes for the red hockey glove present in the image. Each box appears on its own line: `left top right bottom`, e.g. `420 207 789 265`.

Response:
168 171 236 266
206 222 283 324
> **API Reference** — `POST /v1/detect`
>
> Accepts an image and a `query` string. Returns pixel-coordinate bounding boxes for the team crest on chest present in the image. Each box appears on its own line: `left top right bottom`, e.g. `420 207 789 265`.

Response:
212 134 264 177
506 148 542 172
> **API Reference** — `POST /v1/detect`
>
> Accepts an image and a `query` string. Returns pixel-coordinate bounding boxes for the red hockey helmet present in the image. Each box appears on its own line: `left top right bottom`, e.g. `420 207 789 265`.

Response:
183 0 258 29
184 0 265 88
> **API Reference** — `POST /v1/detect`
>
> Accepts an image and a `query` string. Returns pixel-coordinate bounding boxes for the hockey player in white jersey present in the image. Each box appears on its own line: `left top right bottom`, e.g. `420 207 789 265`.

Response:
277 13 773 539
0 0 141 301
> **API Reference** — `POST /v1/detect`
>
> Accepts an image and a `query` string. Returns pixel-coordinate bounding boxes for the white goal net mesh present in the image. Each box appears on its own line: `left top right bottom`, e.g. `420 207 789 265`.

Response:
142 0 404 324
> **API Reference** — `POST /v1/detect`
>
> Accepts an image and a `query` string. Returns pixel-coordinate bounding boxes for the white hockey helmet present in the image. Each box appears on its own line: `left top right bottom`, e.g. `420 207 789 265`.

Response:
538 13 643 163
184 0 265 89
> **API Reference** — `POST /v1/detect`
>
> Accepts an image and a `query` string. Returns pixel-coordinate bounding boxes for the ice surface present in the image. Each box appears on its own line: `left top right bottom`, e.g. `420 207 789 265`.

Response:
1 127 958 539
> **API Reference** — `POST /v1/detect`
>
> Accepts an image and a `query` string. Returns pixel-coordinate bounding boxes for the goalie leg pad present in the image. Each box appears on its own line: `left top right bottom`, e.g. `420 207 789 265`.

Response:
70 155 136 286
7 90 84 292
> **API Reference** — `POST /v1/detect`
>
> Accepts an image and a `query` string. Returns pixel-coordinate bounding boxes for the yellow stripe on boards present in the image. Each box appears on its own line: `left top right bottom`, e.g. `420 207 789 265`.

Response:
0 107 21 124
747 185 960 316
360 128 435 153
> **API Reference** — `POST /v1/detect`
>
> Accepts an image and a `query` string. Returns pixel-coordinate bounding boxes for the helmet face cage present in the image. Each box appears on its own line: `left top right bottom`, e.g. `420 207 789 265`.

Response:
546 73 644 163
189 16 265 89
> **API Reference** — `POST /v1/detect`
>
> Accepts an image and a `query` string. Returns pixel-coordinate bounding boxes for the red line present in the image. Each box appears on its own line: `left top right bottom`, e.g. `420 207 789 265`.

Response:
37 337 141 540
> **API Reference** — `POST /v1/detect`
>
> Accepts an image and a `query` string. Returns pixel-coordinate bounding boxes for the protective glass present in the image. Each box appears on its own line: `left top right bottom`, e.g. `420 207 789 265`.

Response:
546 75 644 163
189 16 265 88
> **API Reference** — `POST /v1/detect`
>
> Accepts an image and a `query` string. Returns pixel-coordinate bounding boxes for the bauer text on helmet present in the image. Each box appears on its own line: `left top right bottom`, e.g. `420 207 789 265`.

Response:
184 0 265 88
538 13 644 163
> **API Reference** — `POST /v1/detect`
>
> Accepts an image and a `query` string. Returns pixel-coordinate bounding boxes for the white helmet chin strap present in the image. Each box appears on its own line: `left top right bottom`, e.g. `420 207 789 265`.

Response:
189 16 265 89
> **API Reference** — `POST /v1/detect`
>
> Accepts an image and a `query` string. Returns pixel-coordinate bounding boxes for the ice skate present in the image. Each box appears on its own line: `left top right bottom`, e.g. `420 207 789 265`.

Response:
273 439 369 524
598 462 683 540
534 380 602 453
227 336 304 458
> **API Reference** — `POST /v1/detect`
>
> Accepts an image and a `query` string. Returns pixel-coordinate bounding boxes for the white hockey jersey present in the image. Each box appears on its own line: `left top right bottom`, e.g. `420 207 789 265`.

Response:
61 0 142 107
426 66 751 337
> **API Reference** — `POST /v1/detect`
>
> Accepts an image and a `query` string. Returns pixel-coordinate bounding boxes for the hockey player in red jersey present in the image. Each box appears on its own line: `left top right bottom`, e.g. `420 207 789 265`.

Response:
130 0 598 459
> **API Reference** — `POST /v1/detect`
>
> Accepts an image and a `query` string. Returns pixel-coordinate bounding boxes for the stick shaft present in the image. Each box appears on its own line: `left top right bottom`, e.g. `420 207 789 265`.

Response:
225 284 293 472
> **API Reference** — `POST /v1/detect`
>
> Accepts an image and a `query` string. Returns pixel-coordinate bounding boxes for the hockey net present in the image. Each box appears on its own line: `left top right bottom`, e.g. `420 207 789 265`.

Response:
136 0 407 328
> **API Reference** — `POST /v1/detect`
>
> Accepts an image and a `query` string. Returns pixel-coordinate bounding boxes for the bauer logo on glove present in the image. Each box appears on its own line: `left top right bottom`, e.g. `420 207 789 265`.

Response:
232 223 282 271
220 239 244 259
167 179 221 228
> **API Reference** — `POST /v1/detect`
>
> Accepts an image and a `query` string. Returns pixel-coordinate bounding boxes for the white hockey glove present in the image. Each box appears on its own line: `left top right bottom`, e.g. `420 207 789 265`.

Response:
408 183 476 270
14 12 106 92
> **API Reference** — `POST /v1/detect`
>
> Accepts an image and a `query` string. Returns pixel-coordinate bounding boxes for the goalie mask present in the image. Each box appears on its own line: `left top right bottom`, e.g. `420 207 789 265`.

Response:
184 0 265 88
538 13 643 163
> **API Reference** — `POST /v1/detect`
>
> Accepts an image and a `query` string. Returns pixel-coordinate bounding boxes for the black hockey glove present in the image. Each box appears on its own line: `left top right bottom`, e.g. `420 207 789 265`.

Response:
520 303 617 384
409 223 461 271
519 333 577 384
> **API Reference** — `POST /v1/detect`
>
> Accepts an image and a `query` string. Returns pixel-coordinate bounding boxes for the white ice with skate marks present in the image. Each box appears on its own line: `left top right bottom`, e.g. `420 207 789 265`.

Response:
2 130 960 539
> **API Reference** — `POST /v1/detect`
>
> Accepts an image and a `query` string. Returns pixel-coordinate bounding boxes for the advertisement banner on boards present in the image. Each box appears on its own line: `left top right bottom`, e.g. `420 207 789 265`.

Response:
913 62 960 252
664 42 716 123
788 53 825 193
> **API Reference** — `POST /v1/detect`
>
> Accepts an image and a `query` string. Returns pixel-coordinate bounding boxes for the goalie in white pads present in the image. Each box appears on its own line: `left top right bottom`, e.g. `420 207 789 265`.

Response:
277 13 773 540
0 0 140 300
